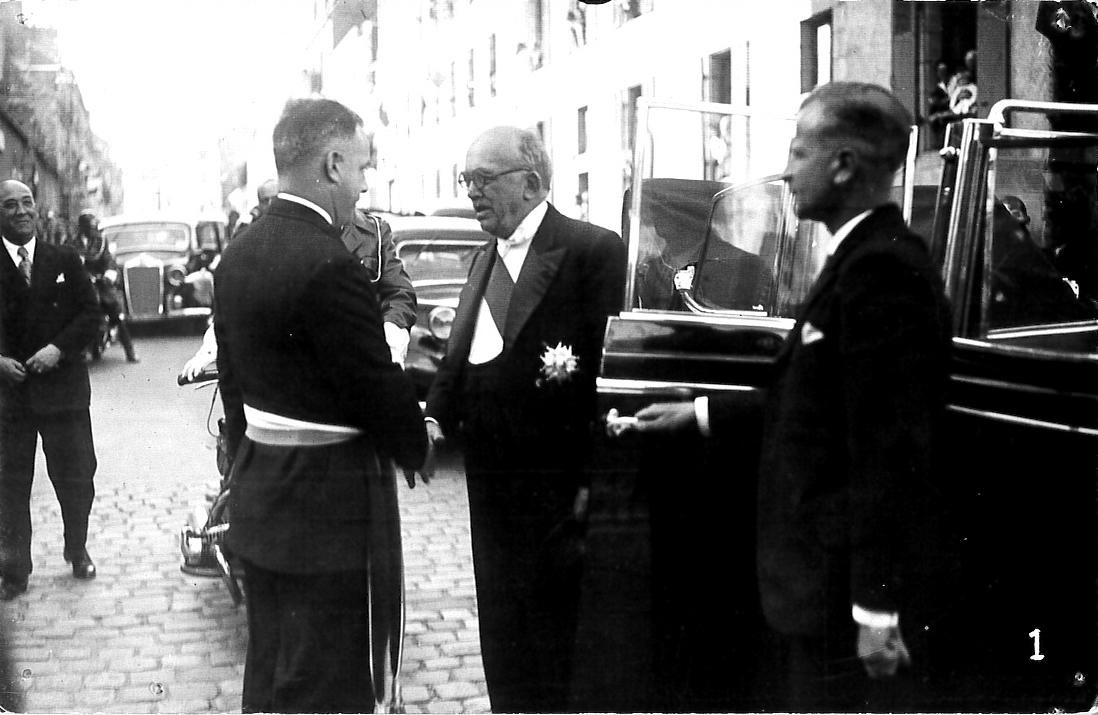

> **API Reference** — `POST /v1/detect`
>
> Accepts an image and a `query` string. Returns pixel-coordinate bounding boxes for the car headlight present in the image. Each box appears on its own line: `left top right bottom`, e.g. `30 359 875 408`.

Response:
427 306 455 341
166 266 187 287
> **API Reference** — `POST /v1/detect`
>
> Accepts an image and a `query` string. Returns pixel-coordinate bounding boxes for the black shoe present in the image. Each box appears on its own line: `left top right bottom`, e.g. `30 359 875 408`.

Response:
64 549 96 580
126 355 140 363
0 578 27 601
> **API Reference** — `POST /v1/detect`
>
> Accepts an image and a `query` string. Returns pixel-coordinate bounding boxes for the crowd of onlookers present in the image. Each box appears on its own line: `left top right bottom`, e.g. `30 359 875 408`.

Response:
926 49 979 148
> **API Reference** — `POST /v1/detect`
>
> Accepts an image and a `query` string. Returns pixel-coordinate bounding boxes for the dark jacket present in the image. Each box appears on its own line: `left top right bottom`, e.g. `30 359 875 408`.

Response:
713 204 953 636
214 199 427 571
0 240 100 415
341 209 417 330
425 204 625 456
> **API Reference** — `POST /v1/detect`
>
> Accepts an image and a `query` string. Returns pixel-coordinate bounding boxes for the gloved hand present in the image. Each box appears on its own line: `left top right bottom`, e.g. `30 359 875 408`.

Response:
384 322 410 368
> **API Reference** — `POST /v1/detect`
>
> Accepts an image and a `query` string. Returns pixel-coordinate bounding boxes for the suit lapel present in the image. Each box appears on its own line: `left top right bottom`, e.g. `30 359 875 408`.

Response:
505 206 566 344
774 207 901 363
446 241 495 358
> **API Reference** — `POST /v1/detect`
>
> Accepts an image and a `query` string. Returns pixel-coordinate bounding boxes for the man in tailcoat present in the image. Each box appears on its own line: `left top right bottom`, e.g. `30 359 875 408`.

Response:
214 98 427 713
635 83 954 711
420 125 626 712
0 180 102 600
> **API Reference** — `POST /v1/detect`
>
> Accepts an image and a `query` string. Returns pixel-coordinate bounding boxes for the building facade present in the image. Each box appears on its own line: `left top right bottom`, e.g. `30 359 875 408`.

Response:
801 1 1089 145
365 0 807 231
0 1 121 219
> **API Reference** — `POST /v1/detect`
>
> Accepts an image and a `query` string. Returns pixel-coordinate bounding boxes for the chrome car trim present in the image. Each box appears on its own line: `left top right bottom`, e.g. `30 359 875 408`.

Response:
615 310 794 331
947 404 1098 438
597 377 758 395
951 373 1094 398
954 336 1098 364
988 99 1098 127
412 279 466 289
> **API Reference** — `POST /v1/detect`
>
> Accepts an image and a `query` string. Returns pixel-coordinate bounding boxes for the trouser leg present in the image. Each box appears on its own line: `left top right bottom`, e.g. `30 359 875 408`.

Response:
113 315 137 361
241 560 374 714
465 460 582 713
241 559 277 714
38 410 96 554
0 418 38 580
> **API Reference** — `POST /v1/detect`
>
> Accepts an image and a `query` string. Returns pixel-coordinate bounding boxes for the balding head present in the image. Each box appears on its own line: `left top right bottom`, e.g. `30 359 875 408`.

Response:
463 126 553 237
0 180 37 245
256 179 279 217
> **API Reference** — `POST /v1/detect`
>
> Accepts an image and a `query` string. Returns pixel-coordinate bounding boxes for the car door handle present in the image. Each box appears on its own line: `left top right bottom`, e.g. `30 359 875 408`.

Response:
604 408 639 437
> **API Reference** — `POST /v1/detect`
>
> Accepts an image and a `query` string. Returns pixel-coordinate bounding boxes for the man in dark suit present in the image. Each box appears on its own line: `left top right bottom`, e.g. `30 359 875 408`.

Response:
0 180 102 600
214 98 427 713
634 83 953 711
183 187 415 379
419 125 626 712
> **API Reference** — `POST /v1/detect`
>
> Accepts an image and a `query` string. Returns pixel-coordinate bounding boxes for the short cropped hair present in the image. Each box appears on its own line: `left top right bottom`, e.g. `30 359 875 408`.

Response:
516 129 553 188
272 98 364 175
801 82 913 174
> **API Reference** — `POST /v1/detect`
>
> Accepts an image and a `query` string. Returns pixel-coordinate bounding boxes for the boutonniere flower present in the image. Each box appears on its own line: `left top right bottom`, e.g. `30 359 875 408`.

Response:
537 343 579 387
55 273 65 284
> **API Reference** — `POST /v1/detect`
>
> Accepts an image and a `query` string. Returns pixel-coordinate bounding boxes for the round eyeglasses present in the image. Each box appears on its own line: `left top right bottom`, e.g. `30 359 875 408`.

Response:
458 167 530 191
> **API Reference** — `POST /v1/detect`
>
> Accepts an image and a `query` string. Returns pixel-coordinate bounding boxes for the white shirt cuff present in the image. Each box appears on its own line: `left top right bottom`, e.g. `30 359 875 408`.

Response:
694 396 711 437
852 604 899 629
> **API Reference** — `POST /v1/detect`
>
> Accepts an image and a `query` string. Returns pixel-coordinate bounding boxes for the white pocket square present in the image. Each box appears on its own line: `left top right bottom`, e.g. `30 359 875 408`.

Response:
55 273 65 284
801 321 825 345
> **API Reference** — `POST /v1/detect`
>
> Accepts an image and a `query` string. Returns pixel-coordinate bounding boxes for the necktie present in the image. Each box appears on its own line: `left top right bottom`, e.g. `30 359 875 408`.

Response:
17 247 31 285
483 249 514 340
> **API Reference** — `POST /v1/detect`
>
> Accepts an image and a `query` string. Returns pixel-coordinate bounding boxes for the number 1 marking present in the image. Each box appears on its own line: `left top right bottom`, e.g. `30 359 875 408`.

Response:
1030 629 1045 661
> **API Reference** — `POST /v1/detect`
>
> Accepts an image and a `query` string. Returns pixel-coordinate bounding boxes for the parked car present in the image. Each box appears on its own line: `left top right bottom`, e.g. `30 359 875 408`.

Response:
387 215 488 397
576 99 1098 712
98 213 228 322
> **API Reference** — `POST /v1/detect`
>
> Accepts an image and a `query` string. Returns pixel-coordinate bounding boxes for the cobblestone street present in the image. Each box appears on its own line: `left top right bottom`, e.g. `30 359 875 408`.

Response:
0 335 489 713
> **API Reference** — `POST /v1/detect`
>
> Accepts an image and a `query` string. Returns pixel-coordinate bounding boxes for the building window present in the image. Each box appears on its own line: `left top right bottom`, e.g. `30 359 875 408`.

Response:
468 49 476 108
450 61 457 117
707 49 732 105
527 0 545 69
577 106 588 155
801 10 832 93
568 1 586 48
614 0 652 27
622 85 642 152
489 35 498 97
577 172 589 222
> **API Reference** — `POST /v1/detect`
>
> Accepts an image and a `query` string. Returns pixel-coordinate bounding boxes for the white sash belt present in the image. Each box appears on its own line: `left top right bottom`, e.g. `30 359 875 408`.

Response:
244 404 363 447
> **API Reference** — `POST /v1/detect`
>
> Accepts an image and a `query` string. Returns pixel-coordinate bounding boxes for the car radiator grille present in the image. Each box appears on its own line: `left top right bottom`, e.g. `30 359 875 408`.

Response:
124 265 163 319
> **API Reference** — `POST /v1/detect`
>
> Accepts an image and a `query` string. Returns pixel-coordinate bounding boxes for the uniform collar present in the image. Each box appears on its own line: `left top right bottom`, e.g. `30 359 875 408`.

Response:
277 192 333 225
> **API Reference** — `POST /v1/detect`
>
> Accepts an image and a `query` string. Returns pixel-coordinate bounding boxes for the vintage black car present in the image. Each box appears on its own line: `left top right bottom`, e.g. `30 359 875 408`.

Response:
98 213 228 322
577 99 1098 712
388 215 488 397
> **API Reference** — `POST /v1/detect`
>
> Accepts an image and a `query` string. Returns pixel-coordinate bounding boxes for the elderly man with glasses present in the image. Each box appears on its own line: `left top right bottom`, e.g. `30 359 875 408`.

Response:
415 125 626 713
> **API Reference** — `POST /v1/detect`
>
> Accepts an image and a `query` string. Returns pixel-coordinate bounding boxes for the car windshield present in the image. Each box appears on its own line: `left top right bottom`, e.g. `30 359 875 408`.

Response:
102 223 190 253
983 138 1098 344
626 102 799 314
397 238 479 283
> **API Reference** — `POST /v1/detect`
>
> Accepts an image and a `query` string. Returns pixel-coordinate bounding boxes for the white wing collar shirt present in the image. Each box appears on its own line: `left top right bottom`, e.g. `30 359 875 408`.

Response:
467 200 548 365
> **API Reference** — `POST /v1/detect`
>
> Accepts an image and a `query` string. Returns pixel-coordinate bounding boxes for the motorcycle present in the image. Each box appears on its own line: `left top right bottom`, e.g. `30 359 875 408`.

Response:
177 363 244 606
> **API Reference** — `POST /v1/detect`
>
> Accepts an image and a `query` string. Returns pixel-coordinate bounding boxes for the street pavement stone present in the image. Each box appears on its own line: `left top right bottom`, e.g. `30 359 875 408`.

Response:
0 341 491 713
